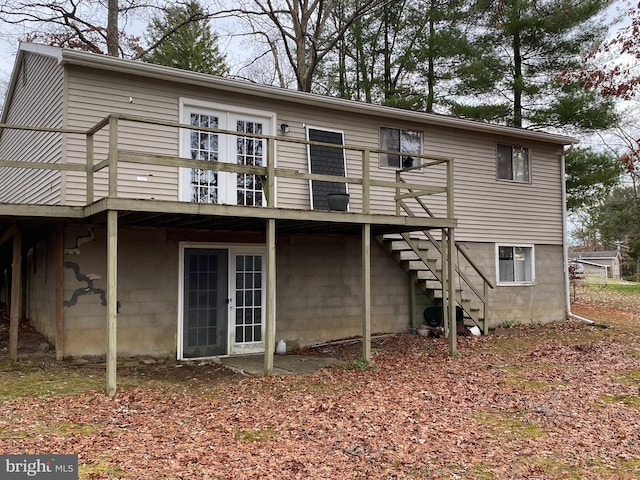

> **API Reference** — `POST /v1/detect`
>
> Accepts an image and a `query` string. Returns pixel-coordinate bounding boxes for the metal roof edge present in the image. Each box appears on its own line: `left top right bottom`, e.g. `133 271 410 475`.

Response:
51 45 577 145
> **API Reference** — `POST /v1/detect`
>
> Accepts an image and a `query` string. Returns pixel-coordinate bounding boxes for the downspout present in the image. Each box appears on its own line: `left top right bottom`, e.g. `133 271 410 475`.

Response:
561 144 597 325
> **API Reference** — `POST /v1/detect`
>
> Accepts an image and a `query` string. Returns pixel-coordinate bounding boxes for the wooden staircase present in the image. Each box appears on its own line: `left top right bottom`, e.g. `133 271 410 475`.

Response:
378 231 493 334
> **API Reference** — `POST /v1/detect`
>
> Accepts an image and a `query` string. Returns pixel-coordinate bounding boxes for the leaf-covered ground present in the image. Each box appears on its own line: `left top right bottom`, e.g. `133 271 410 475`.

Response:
1 284 640 479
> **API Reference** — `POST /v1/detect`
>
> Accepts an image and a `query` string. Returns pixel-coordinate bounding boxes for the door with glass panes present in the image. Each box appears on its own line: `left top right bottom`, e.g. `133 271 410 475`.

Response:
181 246 265 358
181 107 269 206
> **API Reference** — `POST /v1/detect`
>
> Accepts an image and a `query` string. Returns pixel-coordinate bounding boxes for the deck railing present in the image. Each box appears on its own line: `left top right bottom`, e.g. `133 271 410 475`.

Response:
1 114 454 220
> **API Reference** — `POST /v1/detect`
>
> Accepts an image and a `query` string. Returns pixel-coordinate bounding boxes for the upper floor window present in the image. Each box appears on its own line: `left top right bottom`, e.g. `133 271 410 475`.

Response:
380 126 422 169
497 144 530 182
497 244 534 285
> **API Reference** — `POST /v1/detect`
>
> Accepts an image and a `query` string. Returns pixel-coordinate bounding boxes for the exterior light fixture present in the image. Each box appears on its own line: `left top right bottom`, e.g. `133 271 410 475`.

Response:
280 123 290 135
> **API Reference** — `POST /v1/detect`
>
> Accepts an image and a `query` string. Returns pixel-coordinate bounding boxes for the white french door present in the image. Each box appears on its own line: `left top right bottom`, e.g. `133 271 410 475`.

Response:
229 248 266 355
180 106 270 206
179 245 266 358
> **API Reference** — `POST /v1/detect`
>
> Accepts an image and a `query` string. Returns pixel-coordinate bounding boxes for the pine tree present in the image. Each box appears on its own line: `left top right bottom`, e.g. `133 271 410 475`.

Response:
451 0 617 131
144 0 228 76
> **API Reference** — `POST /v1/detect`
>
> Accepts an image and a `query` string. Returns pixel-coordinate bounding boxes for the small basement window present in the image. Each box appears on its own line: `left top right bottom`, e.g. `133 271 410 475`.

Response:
380 126 422 169
497 144 530 182
497 244 534 285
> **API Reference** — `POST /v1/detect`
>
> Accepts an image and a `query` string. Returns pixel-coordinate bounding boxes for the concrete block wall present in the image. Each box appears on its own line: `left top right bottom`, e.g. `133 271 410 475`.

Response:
62 224 179 357
55 226 425 357
25 231 58 344
275 234 416 346
457 242 565 328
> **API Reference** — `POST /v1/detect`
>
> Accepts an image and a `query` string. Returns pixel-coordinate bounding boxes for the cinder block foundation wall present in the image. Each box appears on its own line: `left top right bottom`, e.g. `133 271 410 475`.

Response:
25 230 59 344
31 224 566 357
57 226 424 357
62 224 179 357
457 242 566 328
275 234 418 347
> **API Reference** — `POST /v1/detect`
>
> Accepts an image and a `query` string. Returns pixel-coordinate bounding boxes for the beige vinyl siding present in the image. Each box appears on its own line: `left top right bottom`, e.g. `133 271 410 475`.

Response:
0 52 63 204
428 128 564 244
64 66 179 204
63 63 563 244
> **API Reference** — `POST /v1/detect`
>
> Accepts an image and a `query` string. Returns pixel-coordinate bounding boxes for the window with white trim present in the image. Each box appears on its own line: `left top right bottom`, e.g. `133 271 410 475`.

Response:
497 245 534 285
380 126 422 168
497 144 530 182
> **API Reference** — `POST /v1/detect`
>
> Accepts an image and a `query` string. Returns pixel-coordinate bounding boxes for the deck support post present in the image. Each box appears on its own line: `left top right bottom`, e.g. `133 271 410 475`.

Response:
409 271 417 329
441 231 449 339
9 229 22 361
55 225 64 361
106 210 118 397
447 227 457 356
362 223 371 361
264 218 276 376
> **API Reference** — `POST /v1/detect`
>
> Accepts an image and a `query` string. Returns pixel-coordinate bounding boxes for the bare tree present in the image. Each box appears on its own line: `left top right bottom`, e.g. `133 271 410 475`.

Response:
221 0 386 92
0 0 213 59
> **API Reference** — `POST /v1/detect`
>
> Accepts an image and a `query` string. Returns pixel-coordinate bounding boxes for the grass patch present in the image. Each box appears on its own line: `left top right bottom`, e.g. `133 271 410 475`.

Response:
343 356 375 371
474 412 545 439
599 394 640 408
0 366 105 399
603 282 640 294
610 368 640 386
79 461 125 478
235 428 279 442
504 376 552 390
470 463 495 479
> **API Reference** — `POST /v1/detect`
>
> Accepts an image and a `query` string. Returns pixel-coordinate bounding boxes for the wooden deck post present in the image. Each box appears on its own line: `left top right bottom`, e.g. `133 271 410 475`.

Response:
55 225 64 361
409 271 417 329
362 223 371 361
448 227 457 357
441 231 449 339
8 229 22 361
106 210 118 397
445 157 457 356
263 218 276 376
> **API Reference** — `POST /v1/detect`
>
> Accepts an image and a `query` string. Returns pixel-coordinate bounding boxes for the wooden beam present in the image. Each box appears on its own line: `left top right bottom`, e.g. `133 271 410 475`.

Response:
86 133 94 204
362 223 371 361
55 225 64 361
263 218 276 376
0 224 18 248
106 210 118 397
94 198 457 230
108 117 118 198
9 229 22 361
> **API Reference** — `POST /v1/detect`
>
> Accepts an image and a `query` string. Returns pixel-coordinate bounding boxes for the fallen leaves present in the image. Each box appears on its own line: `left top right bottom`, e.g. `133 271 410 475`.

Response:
1 287 640 479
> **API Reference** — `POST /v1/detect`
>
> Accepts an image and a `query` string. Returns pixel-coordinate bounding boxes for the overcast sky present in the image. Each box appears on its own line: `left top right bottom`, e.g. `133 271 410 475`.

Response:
0 0 633 108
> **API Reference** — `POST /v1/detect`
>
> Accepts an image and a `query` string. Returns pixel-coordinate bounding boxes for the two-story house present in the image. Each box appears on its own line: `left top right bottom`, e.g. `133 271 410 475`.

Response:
0 43 575 390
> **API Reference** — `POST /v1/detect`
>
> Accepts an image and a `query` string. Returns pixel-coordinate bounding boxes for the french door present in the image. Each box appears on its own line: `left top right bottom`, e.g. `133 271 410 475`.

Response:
181 107 269 206
182 248 228 358
180 246 266 358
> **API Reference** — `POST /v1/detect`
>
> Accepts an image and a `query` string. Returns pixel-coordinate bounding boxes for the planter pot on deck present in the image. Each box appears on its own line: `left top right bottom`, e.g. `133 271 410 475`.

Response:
327 193 349 211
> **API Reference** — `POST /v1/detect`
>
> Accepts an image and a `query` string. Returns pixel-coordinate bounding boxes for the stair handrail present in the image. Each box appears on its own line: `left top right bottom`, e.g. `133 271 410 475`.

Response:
395 174 494 333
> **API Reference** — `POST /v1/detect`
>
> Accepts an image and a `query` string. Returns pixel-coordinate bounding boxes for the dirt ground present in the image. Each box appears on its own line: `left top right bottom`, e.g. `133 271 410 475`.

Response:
1 285 639 479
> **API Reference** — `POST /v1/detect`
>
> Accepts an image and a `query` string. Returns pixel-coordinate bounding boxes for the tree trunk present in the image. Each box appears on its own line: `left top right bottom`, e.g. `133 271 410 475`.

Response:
107 0 119 56
513 28 523 128
426 7 436 113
